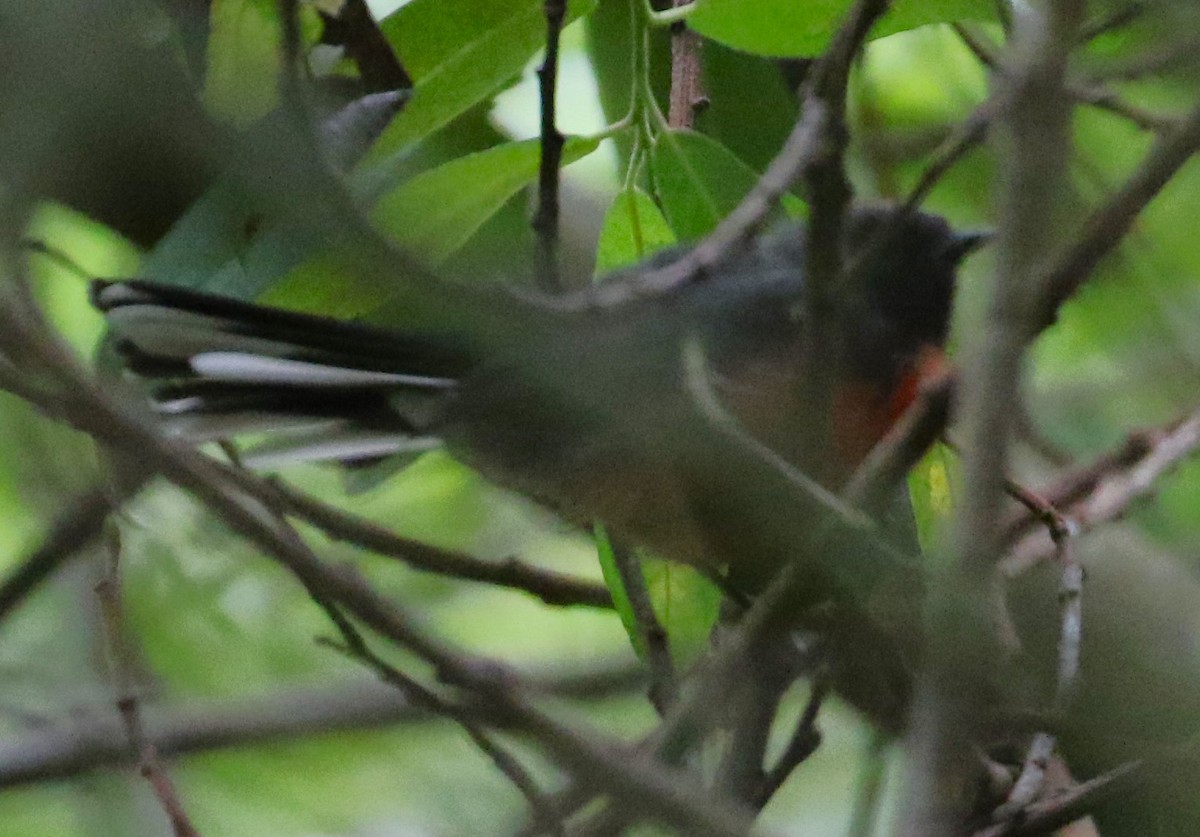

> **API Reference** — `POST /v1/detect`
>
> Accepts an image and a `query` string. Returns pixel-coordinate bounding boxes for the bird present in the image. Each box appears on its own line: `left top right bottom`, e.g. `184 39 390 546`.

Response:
91 206 985 598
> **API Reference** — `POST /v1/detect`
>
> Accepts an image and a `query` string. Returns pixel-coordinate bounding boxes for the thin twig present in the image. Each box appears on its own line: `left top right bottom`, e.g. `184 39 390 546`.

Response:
532 0 568 293
607 539 677 712
841 370 955 514
256 474 612 609
998 424 1157 547
680 338 879 537
972 758 1143 837
955 21 1173 134
1078 3 1145 43
566 98 828 309
1002 406 1200 576
221 430 567 833
713 635 803 807
1034 98 1200 332
901 103 993 212
0 481 142 629
753 678 828 808
0 664 643 788
991 503 1082 822
317 617 563 836
96 524 202 837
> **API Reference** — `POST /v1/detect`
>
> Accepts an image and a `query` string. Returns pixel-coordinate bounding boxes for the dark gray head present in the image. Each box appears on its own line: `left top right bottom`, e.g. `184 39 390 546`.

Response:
845 207 988 350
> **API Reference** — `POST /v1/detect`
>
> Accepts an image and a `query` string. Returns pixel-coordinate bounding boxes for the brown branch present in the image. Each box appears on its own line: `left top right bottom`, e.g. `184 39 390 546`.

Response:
532 0 567 293
223 447 565 830
667 3 706 130
256 475 612 609
998 426 1156 548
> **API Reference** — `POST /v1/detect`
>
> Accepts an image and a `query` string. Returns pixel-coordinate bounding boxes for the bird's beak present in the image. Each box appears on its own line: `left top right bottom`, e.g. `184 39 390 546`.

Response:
944 229 993 264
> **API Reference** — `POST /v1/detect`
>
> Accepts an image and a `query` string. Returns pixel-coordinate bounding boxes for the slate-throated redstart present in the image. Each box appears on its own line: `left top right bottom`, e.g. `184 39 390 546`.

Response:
91 207 984 598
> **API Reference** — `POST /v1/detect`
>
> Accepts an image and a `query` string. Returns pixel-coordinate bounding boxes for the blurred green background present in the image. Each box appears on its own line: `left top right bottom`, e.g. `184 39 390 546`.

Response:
3 0 1200 834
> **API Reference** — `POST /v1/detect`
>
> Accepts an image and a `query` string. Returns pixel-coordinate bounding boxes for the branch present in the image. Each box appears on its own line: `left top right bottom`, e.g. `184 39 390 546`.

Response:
316 618 562 834
1002 406 1200 575
0 298 776 837
606 538 677 712
96 525 202 837
0 665 641 789
796 0 892 475
255 475 612 609
532 0 567 293
0 479 145 629
841 370 955 514
667 2 706 130
901 4 1086 834
752 678 827 808
901 102 993 212
1034 99 1200 331
567 99 828 309
318 0 412 93
954 22 1174 134
972 758 1143 837
990 501 1082 824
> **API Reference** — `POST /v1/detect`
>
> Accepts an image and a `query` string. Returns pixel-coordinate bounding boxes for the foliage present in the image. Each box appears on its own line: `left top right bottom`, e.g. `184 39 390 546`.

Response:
2 1 1200 836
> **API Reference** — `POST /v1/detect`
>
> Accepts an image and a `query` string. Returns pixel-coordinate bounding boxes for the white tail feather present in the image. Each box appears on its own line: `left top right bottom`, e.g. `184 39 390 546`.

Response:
241 432 442 468
189 352 457 389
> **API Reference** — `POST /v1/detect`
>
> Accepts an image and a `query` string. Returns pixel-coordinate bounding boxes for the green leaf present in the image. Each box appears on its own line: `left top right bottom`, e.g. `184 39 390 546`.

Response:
907 443 956 555
372 135 600 263
203 0 282 125
650 129 802 241
686 0 994 58
594 187 676 277
594 524 646 659
595 530 721 666
371 0 598 159
642 556 721 667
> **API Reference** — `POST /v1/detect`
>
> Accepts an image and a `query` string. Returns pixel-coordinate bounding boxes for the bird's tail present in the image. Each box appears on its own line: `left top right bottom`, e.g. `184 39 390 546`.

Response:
91 281 472 468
